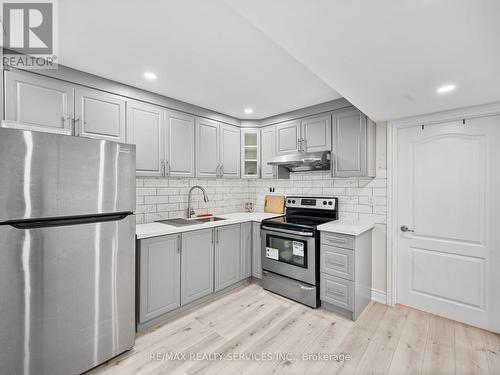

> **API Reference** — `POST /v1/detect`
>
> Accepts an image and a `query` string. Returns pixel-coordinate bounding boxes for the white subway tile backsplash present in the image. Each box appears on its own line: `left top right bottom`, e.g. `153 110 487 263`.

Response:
136 170 387 225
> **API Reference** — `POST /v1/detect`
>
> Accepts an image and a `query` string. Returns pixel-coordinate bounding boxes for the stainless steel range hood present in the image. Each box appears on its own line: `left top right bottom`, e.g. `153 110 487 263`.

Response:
267 151 331 172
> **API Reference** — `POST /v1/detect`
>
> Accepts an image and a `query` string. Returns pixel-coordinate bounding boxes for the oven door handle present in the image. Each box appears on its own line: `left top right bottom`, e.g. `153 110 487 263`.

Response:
261 226 314 237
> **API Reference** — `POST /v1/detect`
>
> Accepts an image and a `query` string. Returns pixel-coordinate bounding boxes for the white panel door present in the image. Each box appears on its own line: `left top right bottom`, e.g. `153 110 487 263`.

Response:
165 111 195 177
397 116 500 332
75 87 126 142
4 70 74 134
126 101 164 177
276 120 300 155
220 124 240 178
301 114 331 152
261 126 276 179
196 118 220 178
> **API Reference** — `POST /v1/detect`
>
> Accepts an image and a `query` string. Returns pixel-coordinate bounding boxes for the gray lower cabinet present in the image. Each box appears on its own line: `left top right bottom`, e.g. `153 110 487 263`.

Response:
252 222 262 278
319 229 372 320
240 222 252 279
215 224 241 291
138 234 181 323
181 228 214 305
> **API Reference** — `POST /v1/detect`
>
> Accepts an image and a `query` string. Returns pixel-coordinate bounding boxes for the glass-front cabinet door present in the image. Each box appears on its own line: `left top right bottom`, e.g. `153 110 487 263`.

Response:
241 129 260 178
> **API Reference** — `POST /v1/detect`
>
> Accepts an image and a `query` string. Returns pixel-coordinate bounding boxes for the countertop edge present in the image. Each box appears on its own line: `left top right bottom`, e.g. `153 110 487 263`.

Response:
317 222 375 236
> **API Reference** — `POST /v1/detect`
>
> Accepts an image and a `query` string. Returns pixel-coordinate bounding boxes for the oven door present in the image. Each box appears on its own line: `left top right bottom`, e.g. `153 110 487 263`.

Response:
261 226 316 285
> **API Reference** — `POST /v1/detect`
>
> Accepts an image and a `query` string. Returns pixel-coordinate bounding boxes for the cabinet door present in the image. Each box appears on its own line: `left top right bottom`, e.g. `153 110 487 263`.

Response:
4 70 74 135
301 114 331 152
252 222 262 278
181 229 214 305
276 120 300 155
220 124 241 178
332 109 367 177
241 129 260 178
75 87 126 142
138 235 181 323
196 118 220 178
240 222 252 279
165 111 195 177
127 101 164 176
215 224 241 291
261 126 276 179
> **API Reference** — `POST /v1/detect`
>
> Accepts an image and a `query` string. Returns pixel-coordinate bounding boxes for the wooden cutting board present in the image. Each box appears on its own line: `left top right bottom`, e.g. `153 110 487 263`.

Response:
264 195 285 214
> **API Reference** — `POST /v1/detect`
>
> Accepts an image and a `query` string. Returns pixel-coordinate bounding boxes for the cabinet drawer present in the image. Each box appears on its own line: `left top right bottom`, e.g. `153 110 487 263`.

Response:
321 245 354 281
321 232 354 250
320 273 354 311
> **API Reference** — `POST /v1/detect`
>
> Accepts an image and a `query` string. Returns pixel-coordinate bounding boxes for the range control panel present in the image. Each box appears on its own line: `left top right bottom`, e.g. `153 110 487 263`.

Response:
285 196 337 210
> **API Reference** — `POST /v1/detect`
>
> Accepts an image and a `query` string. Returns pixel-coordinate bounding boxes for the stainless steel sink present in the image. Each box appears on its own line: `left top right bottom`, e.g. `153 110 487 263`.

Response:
194 217 226 223
156 218 202 227
156 217 226 227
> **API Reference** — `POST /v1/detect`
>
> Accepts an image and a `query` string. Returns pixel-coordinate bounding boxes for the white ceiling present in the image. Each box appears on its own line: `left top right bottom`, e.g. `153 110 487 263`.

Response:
59 0 500 121
58 0 340 120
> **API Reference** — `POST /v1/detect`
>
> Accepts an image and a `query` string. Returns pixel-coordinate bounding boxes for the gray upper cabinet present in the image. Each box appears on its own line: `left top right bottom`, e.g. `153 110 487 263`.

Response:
276 120 300 155
300 114 332 152
4 70 75 135
220 124 241 178
165 111 195 177
126 100 164 177
240 222 252 279
252 222 262 278
332 109 376 178
138 234 181 323
75 87 126 142
215 224 241 292
261 126 276 179
181 229 214 305
196 118 220 178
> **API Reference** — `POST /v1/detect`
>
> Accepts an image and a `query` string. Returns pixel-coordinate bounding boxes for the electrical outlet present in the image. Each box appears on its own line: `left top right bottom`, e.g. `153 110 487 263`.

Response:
269 187 275 193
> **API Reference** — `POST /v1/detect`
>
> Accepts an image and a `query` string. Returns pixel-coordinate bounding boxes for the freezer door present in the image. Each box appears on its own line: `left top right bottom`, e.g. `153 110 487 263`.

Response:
0 215 135 375
0 128 135 222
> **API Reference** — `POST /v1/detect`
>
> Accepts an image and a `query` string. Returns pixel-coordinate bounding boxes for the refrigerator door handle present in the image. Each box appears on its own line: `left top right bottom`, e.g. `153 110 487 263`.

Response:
4 212 132 229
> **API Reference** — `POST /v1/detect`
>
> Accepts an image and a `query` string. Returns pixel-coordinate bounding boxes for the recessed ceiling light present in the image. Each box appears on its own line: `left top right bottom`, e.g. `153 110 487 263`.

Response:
144 72 157 80
244 108 253 114
437 84 456 94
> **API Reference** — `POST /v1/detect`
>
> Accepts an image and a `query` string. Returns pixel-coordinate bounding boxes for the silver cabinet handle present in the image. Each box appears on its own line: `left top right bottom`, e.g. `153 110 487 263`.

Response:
220 164 224 177
215 164 220 178
166 161 170 176
325 236 347 243
73 118 80 136
327 261 346 268
160 160 166 176
400 225 415 233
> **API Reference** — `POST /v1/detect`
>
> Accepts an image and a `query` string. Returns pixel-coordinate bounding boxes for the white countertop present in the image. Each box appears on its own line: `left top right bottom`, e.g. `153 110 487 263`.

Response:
136 212 283 239
316 221 375 236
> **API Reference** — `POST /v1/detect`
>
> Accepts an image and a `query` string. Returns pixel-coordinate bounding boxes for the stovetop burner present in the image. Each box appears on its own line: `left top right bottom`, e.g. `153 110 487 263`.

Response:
262 196 338 231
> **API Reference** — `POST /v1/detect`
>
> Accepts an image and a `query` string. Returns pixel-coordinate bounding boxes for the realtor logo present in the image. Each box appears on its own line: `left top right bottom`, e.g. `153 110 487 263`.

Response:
1 0 58 68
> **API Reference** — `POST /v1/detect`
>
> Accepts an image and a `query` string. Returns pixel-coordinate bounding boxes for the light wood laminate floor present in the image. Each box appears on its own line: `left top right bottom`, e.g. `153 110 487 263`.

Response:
89 284 500 375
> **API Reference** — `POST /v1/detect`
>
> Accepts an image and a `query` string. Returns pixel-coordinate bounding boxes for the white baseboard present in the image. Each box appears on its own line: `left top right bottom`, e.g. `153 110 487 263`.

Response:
371 288 387 304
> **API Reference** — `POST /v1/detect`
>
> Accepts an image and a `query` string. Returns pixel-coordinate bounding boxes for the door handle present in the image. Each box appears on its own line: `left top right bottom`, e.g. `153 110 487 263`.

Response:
400 225 415 233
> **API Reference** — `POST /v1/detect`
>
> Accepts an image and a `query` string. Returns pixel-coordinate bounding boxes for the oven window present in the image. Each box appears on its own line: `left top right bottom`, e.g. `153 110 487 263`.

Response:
266 234 307 268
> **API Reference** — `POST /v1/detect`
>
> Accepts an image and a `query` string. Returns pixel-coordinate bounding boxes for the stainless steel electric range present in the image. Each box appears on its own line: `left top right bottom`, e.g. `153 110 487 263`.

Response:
260 196 338 308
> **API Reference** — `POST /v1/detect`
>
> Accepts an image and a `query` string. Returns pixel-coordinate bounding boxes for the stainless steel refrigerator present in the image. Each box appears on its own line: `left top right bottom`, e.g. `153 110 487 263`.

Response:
0 128 136 375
